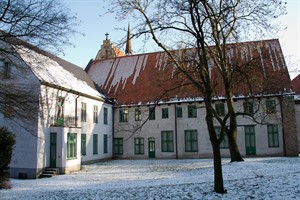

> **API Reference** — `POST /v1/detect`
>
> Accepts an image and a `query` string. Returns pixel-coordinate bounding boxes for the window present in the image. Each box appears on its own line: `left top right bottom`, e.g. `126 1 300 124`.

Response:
81 134 86 156
215 127 229 148
268 125 279 147
93 134 98 154
185 130 198 152
103 107 108 124
162 108 169 119
67 133 77 159
93 105 98 123
161 131 174 152
134 138 144 154
266 99 276 114
4 95 13 118
1 60 10 79
188 105 197 118
243 101 254 115
149 107 155 120
215 103 225 116
135 107 142 121
119 109 128 122
113 138 123 155
176 107 182 118
81 102 87 122
56 97 64 126
104 134 108 153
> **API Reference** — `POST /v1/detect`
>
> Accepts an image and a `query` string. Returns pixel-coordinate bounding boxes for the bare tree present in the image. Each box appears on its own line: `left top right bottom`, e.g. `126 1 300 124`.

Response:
0 0 79 133
107 0 286 193
0 0 79 53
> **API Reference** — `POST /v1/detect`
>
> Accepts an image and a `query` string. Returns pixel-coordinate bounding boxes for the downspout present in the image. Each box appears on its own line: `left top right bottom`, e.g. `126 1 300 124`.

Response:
279 96 287 156
174 104 178 159
109 98 116 159
75 95 79 127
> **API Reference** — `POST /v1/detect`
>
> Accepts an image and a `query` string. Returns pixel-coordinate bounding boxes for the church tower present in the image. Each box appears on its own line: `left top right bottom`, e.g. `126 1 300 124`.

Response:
94 33 125 60
125 23 133 55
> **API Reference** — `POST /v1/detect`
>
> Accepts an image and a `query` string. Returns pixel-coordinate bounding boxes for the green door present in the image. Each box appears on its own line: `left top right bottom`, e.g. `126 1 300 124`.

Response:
148 137 155 158
245 126 256 155
50 132 57 168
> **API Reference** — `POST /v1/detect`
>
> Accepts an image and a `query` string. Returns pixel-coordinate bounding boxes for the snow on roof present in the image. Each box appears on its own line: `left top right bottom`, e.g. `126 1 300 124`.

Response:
15 45 105 100
87 39 292 106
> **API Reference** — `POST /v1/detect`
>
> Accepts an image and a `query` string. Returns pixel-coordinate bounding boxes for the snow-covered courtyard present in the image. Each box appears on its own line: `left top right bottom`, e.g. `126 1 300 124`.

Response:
1 157 300 200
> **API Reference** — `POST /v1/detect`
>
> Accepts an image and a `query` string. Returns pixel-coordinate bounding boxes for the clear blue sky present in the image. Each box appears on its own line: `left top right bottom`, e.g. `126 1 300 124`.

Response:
60 0 300 79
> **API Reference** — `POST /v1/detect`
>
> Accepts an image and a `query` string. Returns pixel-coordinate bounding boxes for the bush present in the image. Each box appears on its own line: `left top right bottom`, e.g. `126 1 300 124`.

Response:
0 127 16 189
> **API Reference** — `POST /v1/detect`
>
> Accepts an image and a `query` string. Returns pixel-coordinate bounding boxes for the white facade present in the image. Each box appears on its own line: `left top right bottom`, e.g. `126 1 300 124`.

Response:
0 42 113 179
113 97 288 159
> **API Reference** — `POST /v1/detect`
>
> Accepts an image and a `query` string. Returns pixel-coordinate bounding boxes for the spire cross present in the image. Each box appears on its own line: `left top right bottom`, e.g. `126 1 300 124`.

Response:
105 32 109 40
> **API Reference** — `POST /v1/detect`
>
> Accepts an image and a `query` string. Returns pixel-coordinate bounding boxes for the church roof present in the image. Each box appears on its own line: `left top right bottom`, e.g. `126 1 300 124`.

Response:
86 39 292 106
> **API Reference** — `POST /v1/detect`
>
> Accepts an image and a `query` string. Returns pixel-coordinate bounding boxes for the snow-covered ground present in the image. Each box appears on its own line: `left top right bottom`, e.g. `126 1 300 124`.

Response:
1 157 300 200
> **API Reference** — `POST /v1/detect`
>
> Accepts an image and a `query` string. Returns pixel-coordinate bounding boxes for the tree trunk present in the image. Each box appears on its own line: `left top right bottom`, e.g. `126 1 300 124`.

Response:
225 87 244 162
206 108 226 193
211 137 226 193
227 127 244 162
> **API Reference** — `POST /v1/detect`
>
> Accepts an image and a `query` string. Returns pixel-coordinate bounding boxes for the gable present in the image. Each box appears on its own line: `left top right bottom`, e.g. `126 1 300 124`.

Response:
87 39 292 106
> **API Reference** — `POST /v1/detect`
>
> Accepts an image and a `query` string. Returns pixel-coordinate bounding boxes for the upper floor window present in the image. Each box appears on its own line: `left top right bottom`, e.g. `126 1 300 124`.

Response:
93 105 98 123
1 60 11 79
266 99 276 114
149 107 155 120
188 105 197 118
215 103 225 116
135 107 142 121
56 97 65 126
162 108 169 119
243 101 254 115
81 102 87 122
103 107 108 124
119 109 128 122
176 107 182 118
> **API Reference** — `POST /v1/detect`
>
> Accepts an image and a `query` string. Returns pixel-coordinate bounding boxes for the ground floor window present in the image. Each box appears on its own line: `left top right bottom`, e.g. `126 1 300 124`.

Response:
185 130 198 152
67 133 77 159
104 134 108 153
114 138 123 155
93 134 98 154
268 124 279 147
81 134 86 156
134 138 144 154
161 131 174 152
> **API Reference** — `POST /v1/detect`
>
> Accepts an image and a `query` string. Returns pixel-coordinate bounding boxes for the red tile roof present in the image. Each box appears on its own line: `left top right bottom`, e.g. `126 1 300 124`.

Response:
86 39 292 106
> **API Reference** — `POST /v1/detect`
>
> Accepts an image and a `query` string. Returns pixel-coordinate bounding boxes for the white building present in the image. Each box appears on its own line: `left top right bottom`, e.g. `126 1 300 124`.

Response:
0 39 113 179
86 38 298 159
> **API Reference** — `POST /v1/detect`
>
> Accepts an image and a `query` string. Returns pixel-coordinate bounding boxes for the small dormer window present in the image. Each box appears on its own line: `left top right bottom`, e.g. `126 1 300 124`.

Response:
1 60 11 79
